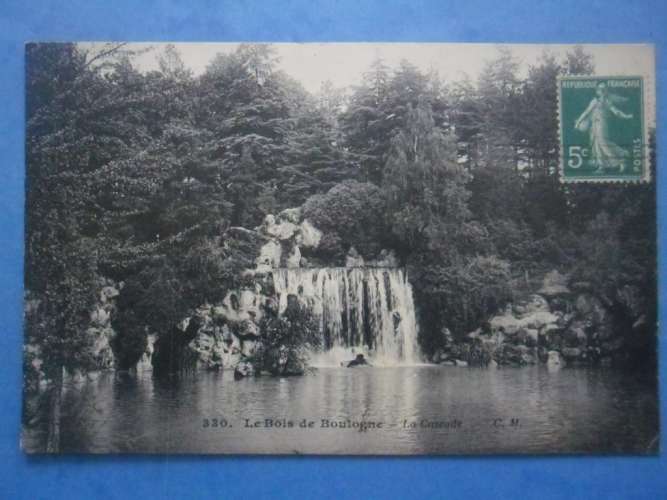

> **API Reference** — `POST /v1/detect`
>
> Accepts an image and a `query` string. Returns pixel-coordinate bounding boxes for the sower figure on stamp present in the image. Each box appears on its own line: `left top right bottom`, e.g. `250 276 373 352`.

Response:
574 81 634 172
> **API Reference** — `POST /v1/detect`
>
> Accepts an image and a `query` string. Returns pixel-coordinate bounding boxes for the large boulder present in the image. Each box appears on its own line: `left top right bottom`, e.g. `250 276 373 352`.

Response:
561 347 583 361
546 350 563 368
441 327 455 347
286 245 301 268
481 331 505 349
524 328 539 347
570 281 594 294
263 214 299 241
253 208 328 272
90 306 110 327
234 361 256 380
174 287 267 372
213 287 264 324
220 324 243 367
564 321 589 347
367 249 399 268
83 278 121 371
296 220 322 249
265 345 306 376
512 328 529 345
87 326 115 369
345 246 365 268
514 294 551 316
278 207 302 224
543 327 564 351
574 294 608 325
538 270 571 298
100 283 121 303
521 352 537 365
256 240 282 273
136 334 156 372
432 349 452 363
489 313 523 335
540 323 561 338
523 311 559 330
191 327 227 371
494 344 526 366
489 302 558 335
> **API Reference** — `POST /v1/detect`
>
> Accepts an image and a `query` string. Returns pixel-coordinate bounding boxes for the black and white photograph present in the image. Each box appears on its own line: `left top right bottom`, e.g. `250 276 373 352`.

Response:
21 42 658 455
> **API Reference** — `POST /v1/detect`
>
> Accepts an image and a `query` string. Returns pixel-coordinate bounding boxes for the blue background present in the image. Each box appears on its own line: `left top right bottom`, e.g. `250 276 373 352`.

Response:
0 1 665 498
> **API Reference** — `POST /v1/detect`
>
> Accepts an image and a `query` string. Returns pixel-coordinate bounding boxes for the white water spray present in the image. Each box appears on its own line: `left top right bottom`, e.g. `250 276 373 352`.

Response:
272 268 421 366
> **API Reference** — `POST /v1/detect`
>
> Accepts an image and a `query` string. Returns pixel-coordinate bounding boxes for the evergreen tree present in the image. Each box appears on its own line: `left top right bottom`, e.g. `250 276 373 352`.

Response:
197 44 291 226
280 107 357 206
339 57 393 184
383 101 470 254
25 43 128 451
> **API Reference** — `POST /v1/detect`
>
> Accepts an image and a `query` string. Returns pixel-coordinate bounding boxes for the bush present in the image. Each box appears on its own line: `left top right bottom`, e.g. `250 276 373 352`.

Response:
303 180 389 259
411 254 513 356
256 297 321 375
110 310 148 370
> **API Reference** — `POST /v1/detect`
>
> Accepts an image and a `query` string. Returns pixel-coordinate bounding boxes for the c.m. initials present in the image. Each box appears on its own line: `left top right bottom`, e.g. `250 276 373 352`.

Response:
492 418 520 428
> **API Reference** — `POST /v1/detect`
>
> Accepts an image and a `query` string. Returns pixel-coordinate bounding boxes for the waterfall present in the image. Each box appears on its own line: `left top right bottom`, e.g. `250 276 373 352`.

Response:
272 268 421 366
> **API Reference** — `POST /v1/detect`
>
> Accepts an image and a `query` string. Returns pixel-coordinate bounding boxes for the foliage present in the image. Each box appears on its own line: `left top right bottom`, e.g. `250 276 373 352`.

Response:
410 254 513 355
256 298 321 375
25 43 111 380
303 180 389 259
24 42 657 388
382 102 470 255
279 108 357 205
340 58 450 184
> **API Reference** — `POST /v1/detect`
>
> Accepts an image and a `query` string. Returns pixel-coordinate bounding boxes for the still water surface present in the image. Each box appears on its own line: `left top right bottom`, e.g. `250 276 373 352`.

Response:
43 366 658 454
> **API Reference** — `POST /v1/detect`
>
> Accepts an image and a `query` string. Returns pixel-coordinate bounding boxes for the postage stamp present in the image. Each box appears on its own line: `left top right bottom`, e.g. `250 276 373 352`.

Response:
558 76 649 183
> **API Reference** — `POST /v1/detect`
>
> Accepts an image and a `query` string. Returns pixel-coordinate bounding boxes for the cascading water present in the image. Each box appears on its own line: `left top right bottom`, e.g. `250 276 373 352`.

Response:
272 268 421 366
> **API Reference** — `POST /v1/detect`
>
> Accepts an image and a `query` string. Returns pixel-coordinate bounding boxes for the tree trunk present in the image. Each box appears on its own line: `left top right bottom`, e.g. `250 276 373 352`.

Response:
46 366 63 453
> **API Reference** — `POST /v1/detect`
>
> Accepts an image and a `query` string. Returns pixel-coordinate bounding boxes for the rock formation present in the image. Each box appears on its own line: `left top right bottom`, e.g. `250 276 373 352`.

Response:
436 270 650 369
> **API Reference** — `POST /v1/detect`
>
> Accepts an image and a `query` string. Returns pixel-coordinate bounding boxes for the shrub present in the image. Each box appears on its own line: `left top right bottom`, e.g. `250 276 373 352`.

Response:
303 180 389 259
256 297 321 375
411 255 513 356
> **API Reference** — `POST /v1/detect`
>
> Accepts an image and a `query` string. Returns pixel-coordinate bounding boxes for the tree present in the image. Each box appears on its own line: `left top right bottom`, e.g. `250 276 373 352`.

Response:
450 76 483 170
339 57 393 184
383 101 470 254
340 58 450 185
25 43 118 451
257 297 321 375
196 44 292 227
563 45 595 75
303 180 389 261
158 44 191 80
317 79 346 125
279 107 358 206
474 48 523 171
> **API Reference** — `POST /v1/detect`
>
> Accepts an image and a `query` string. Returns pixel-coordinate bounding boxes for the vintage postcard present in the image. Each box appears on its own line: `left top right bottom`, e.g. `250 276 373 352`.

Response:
22 43 658 454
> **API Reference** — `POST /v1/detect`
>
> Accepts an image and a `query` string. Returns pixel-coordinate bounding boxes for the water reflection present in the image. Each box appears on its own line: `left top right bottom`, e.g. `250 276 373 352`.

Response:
28 366 658 454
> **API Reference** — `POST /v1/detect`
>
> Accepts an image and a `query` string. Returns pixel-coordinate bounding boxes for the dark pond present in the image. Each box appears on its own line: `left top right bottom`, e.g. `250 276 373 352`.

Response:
24 365 659 455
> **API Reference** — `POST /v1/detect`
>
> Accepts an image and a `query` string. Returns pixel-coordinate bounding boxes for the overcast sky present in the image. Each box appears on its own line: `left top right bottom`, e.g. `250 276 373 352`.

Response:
115 42 655 95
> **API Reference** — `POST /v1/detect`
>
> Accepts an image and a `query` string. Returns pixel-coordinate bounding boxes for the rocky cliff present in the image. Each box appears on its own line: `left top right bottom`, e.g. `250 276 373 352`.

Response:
432 270 654 369
149 205 406 374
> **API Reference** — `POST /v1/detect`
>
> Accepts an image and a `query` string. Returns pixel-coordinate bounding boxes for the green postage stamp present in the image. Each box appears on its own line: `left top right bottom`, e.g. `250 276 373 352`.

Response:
558 76 649 183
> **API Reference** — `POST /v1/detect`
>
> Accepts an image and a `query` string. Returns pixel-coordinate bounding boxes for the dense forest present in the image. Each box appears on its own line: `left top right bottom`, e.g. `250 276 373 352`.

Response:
24 43 657 449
